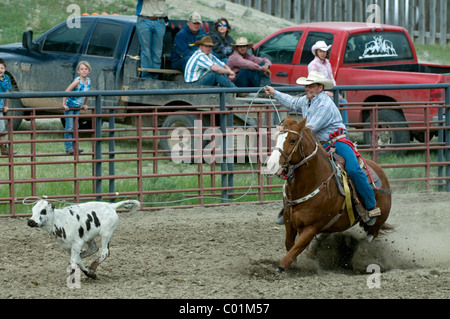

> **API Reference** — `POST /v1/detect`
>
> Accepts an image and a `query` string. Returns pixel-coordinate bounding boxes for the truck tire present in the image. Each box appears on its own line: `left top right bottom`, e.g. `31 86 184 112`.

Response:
159 113 207 158
363 110 410 155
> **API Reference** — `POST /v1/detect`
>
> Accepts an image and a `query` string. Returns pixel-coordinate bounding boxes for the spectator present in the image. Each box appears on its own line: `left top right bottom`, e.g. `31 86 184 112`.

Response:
184 36 235 87
171 11 207 72
0 58 14 156
136 0 168 79
62 61 91 155
209 17 235 63
308 40 348 123
227 37 271 92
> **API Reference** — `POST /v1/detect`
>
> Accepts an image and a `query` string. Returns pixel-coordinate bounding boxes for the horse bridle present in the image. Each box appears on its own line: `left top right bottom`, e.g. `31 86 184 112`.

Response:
277 129 319 181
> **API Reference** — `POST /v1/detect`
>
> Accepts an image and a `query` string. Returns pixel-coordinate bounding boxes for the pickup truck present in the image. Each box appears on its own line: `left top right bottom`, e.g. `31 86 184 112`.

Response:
0 14 250 151
252 22 450 146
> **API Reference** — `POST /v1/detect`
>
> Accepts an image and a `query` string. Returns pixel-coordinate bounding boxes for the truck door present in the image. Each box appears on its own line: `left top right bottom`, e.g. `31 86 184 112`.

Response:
254 30 303 85
21 20 93 108
82 21 123 107
293 31 335 82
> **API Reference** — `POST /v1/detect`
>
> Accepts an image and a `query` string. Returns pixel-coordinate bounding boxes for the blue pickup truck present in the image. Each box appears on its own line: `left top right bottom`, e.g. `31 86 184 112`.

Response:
0 14 241 138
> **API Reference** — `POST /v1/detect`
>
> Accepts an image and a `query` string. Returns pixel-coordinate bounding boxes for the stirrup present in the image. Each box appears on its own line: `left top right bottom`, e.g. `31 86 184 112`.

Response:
368 207 381 217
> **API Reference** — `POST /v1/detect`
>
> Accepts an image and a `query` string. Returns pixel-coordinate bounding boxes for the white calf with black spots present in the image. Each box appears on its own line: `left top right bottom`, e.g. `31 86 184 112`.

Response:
27 199 140 279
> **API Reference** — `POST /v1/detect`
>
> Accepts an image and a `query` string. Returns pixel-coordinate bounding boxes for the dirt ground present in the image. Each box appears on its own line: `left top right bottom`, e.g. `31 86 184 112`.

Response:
1 193 449 300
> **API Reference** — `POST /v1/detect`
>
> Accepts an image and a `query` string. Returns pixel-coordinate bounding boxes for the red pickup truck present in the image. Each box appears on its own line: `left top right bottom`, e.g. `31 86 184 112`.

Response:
252 22 450 145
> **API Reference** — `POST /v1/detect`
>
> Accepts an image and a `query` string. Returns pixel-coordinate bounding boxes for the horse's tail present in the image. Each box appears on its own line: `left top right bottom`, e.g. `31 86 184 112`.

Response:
380 222 395 234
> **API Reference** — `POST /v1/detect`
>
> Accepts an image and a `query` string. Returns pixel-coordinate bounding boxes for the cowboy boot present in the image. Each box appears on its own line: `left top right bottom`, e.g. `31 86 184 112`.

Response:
1 145 8 155
366 207 381 226
1 144 16 156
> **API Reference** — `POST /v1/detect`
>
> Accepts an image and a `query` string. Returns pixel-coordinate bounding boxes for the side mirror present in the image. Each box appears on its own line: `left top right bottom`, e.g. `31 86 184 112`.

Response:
22 30 33 50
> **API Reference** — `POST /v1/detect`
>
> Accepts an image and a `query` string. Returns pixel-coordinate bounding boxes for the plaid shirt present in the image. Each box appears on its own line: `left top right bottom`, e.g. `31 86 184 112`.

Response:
274 90 345 141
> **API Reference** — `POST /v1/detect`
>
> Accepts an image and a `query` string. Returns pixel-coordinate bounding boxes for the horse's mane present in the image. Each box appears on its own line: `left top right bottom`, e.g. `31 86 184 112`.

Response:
284 117 314 141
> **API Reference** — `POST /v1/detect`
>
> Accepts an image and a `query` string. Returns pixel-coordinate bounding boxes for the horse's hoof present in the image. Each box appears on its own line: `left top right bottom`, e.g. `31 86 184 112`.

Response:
276 266 285 273
365 234 374 243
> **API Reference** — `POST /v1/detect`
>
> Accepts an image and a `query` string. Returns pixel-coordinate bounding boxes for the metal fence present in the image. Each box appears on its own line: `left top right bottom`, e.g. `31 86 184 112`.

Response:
0 83 449 217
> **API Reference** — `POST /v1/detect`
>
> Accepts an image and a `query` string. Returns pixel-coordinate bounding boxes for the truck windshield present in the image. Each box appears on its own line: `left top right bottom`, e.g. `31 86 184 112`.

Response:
344 32 413 64
41 21 93 54
255 31 303 64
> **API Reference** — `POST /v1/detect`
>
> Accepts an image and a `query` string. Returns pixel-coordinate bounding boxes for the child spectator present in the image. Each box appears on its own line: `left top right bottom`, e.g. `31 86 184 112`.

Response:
0 58 14 156
62 61 91 155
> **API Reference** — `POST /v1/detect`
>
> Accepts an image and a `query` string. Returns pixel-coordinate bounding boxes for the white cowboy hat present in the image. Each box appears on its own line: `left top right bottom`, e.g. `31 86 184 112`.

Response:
296 71 334 90
311 40 332 56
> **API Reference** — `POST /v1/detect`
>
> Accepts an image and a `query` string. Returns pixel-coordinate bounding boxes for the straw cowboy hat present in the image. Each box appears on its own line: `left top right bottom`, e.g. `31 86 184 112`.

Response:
231 37 254 50
194 36 215 47
296 71 334 90
311 40 332 55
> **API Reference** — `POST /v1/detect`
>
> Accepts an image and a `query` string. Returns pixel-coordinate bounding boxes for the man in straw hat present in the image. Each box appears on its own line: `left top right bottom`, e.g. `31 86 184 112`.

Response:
265 71 380 226
184 36 236 87
227 37 272 92
171 11 207 72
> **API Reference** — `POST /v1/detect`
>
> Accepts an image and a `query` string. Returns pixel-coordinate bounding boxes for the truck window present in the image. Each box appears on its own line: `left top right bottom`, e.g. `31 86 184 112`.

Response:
256 31 302 64
344 32 414 64
42 21 92 54
86 22 122 57
300 32 334 65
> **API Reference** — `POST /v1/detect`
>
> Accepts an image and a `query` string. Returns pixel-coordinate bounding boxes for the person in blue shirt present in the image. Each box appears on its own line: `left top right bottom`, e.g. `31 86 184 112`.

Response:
171 11 207 72
62 61 91 155
264 71 380 226
0 58 13 156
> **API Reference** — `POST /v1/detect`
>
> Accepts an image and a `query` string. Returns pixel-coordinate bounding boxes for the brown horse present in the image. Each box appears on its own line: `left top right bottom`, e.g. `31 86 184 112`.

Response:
264 116 392 273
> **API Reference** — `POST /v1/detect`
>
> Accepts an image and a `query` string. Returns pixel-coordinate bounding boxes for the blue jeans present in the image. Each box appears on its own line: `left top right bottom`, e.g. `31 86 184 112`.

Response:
171 56 190 72
196 72 236 87
233 62 271 87
64 109 80 151
136 16 166 79
339 98 349 125
334 140 376 210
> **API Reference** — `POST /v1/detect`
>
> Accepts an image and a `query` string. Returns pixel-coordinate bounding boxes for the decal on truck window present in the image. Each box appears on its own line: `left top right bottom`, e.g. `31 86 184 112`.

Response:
360 35 397 59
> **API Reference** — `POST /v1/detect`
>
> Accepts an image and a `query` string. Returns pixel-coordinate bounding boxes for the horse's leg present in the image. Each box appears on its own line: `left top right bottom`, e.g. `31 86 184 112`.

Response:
278 226 317 272
284 222 297 252
305 233 329 258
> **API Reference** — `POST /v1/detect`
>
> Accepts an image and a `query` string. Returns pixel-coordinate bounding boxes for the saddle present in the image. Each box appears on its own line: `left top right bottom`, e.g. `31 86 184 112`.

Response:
328 151 384 224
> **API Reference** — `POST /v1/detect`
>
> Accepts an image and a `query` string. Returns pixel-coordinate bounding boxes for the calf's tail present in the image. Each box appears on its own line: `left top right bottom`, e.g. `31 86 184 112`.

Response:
111 200 141 213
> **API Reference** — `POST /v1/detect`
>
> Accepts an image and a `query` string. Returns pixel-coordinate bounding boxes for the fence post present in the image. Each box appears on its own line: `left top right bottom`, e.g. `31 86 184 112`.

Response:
95 95 102 201
445 86 450 191
108 107 116 201
220 92 229 202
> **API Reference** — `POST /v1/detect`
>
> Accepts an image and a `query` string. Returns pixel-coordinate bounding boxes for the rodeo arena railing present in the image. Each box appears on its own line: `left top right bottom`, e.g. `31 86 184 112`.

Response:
0 83 449 217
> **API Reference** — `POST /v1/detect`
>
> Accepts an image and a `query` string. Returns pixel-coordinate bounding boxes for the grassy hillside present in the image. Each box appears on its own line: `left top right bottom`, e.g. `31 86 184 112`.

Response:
0 0 449 65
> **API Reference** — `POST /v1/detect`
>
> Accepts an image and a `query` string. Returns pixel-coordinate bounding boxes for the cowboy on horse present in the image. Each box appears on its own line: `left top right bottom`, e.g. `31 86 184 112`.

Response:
264 71 381 226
